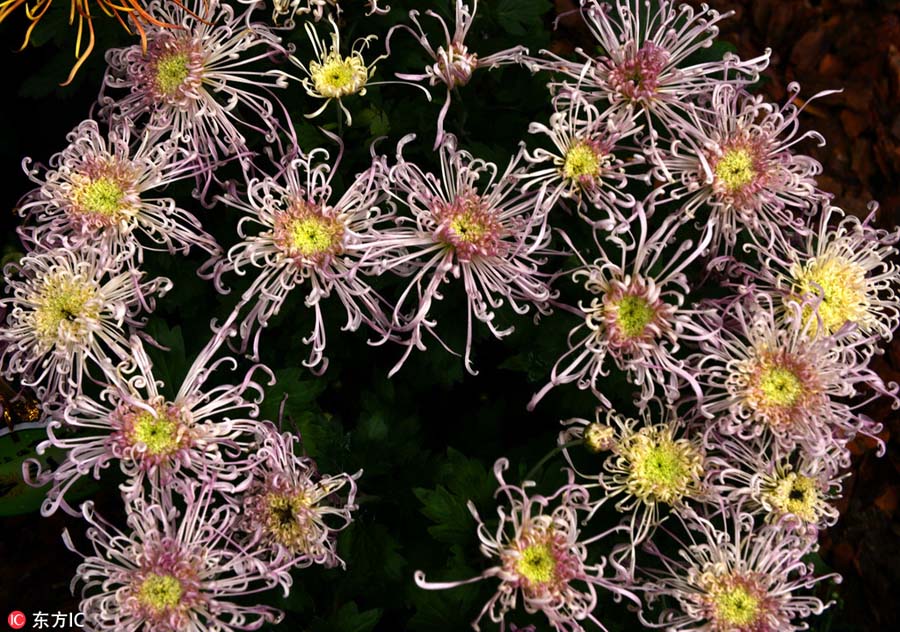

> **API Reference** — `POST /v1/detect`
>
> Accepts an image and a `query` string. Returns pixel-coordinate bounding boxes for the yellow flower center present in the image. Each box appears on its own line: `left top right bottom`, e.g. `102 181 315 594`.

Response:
563 141 601 181
449 212 488 243
288 216 342 258
792 255 868 334
758 367 803 408
625 428 702 505
138 574 183 613
32 275 99 347
265 493 315 551
765 472 819 523
156 52 191 96
133 411 181 456
516 543 556 585
310 52 368 98
715 147 756 192
71 176 126 217
615 295 656 338
714 585 760 627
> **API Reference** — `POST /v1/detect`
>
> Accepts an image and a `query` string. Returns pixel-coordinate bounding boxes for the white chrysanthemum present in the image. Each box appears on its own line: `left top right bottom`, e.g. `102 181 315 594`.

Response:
0 248 170 402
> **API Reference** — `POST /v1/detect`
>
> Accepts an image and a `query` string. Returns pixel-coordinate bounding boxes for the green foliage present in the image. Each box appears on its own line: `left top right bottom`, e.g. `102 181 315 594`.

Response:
311 602 382 632
495 0 553 36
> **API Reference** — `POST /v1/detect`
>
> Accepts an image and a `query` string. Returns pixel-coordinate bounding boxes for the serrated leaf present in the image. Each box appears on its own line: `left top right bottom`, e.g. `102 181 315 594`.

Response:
496 0 551 36
260 368 325 421
414 485 474 544
311 602 381 632
438 448 494 504
338 521 406 587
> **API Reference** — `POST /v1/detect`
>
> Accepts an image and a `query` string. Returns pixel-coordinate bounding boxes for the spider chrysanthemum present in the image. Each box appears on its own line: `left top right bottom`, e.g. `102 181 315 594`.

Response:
18 119 219 262
415 459 638 632
0 248 170 403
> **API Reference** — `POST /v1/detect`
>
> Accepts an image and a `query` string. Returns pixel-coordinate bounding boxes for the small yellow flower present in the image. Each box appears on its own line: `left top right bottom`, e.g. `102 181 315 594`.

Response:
291 16 385 125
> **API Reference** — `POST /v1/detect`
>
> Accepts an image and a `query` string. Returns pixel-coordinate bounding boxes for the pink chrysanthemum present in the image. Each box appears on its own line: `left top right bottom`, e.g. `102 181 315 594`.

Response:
375 133 556 375
638 504 836 632
520 88 647 227
18 119 219 262
0 247 170 403
388 0 529 147
204 137 395 372
650 82 830 253
712 436 844 536
741 201 900 356
415 458 638 632
239 424 360 573
26 333 272 515
539 0 769 136
529 206 712 410
66 481 285 631
99 0 287 190
694 295 896 468
559 406 712 554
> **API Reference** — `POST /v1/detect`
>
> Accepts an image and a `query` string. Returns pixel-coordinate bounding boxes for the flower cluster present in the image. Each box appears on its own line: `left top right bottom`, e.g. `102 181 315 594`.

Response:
411 1 900 632
2 1 898 631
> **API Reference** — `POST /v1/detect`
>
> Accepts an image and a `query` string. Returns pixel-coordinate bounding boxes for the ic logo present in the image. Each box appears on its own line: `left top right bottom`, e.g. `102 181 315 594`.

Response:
7 611 26 630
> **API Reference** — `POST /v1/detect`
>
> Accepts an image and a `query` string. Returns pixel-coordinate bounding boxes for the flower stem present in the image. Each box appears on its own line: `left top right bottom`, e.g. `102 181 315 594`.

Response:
524 439 583 483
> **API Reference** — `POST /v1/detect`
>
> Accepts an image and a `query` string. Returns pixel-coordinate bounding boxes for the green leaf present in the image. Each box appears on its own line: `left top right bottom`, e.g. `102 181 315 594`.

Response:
414 448 494 544
414 485 473 544
0 428 99 516
311 602 381 632
338 521 406 587
437 448 494 504
261 368 326 421
496 0 551 36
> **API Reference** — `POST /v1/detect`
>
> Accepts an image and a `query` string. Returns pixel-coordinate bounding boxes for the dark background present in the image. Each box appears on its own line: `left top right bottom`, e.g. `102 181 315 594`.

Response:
1 1 899 630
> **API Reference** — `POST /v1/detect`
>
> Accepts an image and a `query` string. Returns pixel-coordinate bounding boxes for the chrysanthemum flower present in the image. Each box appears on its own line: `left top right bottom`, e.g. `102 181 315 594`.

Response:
713 436 843 535
99 0 288 190
638 505 836 632
415 458 638 632
0 0 177 84
521 88 646 227
26 333 272 515
388 0 528 147
239 424 360 573
694 296 895 467
560 406 711 553
204 137 395 372
375 133 556 375
18 119 219 262
540 0 769 136
284 15 388 125
650 82 830 253
529 206 712 410
66 480 285 631
0 248 170 403
744 201 900 355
